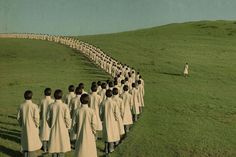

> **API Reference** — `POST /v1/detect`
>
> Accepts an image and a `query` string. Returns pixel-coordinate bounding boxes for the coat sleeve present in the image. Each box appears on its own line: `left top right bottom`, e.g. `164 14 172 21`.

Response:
47 106 52 128
64 106 72 129
17 107 22 127
33 105 40 128
114 103 119 121
73 111 78 134
91 111 97 135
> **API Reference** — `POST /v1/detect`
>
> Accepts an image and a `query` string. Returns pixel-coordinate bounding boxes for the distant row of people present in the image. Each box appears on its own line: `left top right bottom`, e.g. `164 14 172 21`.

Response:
4 33 145 157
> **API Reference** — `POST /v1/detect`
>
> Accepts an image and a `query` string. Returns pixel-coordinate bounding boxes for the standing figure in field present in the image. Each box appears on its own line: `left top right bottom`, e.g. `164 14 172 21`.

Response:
101 90 120 154
74 94 97 157
89 85 103 132
120 85 133 134
47 89 71 157
65 85 76 107
130 83 141 122
183 63 189 77
39 88 54 153
17 90 42 157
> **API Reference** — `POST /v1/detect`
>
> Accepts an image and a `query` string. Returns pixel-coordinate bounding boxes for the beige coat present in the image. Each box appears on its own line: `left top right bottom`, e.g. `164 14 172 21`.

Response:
70 95 82 141
74 105 97 157
47 100 71 153
120 92 133 125
89 92 102 131
39 96 54 141
130 88 140 115
112 95 125 135
17 100 42 151
138 85 144 107
65 92 76 107
101 98 120 142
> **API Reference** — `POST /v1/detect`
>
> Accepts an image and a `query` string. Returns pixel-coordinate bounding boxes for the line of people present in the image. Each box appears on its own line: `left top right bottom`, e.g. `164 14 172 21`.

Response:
4 33 146 157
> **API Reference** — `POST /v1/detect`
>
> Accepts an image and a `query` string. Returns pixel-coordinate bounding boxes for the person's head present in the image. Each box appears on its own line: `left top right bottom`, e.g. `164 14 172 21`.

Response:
78 83 84 89
91 85 97 92
106 79 110 84
80 94 90 104
108 81 114 88
114 80 118 86
97 81 101 86
186 62 188 65
75 87 83 95
132 83 136 88
24 90 33 100
91 81 96 86
112 88 119 95
137 72 140 75
106 89 113 98
139 75 142 79
128 73 131 77
138 80 142 85
68 85 75 92
125 77 128 82
54 89 63 100
114 77 117 82
123 85 129 92
44 88 52 96
101 83 107 89
121 80 125 84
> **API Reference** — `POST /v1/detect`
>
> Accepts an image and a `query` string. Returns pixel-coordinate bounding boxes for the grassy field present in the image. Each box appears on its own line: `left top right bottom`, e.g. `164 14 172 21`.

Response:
0 38 110 157
77 20 236 157
1 20 236 157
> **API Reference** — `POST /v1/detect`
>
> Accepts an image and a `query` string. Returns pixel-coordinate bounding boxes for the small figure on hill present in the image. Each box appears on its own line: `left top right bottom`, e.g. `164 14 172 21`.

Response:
183 63 189 78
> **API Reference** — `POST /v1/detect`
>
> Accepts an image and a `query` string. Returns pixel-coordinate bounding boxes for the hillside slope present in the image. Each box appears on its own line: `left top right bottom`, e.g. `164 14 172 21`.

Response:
78 21 236 157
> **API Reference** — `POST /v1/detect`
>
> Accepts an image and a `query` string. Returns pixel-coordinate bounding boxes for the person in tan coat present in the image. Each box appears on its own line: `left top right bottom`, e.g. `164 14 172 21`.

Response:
65 85 76 109
17 90 42 157
101 90 120 154
130 83 141 122
120 85 133 133
39 88 54 152
74 94 98 157
47 89 71 157
89 85 103 131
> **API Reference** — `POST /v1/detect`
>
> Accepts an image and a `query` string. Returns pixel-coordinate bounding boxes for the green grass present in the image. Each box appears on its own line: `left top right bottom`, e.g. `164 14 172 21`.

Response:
1 20 236 157
77 20 236 157
0 38 110 157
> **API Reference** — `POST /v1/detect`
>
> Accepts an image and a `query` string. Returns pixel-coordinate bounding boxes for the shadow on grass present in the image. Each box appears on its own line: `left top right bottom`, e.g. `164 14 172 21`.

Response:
158 72 182 77
0 145 22 157
0 129 21 144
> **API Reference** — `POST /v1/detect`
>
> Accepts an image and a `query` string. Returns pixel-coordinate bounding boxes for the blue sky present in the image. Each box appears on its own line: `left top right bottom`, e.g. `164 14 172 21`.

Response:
0 0 236 35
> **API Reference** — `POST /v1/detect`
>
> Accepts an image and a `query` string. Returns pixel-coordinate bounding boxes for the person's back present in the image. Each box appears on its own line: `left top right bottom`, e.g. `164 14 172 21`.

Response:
74 94 97 157
39 88 54 152
17 90 42 156
47 90 71 155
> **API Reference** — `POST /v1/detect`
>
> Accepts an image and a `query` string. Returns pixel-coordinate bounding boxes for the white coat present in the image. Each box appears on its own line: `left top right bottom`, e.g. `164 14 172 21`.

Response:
89 92 102 131
17 100 42 151
39 96 54 141
74 105 97 157
47 100 71 153
130 88 140 115
120 92 133 125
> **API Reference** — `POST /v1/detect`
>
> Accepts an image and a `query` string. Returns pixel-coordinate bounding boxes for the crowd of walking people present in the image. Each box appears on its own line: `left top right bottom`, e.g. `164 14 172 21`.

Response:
0 33 145 157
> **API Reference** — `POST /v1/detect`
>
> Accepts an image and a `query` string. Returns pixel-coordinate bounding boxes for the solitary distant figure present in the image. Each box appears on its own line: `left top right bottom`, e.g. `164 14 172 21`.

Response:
183 63 189 77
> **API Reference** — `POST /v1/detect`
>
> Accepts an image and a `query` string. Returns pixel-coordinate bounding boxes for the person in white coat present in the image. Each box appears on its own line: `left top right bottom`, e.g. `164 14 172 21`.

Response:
112 88 125 138
99 83 107 102
184 62 189 77
65 85 76 108
39 88 54 152
74 94 98 157
101 90 120 154
89 85 103 131
130 83 141 122
47 89 71 157
120 85 133 133
17 90 42 157
70 87 83 147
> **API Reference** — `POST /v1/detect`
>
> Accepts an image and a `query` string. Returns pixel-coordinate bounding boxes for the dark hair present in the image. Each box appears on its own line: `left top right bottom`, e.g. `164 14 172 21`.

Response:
80 94 90 104
114 77 117 81
125 77 128 81
139 75 142 79
114 80 118 86
97 81 101 86
101 83 107 89
123 85 129 91
91 85 97 92
138 80 141 84
112 88 119 95
44 88 51 96
78 83 85 90
108 81 114 88
24 90 33 100
106 89 112 98
68 85 75 92
106 79 110 84
54 89 63 99
75 87 82 95
121 80 125 84
91 81 96 86
132 83 136 88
